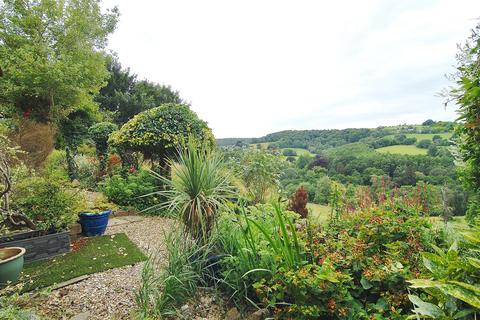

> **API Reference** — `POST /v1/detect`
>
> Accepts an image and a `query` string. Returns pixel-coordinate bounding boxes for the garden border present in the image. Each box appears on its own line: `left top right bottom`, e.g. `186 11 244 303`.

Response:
0 231 70 263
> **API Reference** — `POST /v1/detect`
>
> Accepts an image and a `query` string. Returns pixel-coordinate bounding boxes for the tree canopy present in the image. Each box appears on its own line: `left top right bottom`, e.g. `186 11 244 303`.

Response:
110 103 215 164
95 55 183 124
0 0 119 121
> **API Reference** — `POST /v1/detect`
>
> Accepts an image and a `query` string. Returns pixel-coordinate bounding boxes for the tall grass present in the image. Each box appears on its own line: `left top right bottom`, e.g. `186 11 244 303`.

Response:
217 203 304 305
135 226 214 318
147 139 235 242
245 202 302 270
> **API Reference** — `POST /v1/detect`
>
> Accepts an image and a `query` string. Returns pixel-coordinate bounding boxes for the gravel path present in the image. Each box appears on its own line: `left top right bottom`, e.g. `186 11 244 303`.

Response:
32 216 186 319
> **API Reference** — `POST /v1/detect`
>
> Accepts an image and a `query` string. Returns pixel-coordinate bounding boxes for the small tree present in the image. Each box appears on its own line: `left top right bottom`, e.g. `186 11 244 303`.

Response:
89 122 117 174
110 103 215 171
239 150 282 204
288 186 309 218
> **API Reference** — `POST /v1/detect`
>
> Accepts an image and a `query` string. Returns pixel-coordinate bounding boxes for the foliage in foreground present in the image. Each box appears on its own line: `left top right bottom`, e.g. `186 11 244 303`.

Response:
409 226 480 319
217 202 438 319
148 140 235 241
135 227 213 318
449 20 480 222
0 285 42 320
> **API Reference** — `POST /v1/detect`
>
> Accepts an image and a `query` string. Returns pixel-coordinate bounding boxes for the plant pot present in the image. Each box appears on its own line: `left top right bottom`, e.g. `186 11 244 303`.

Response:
0 247 26 285
78 210 111 237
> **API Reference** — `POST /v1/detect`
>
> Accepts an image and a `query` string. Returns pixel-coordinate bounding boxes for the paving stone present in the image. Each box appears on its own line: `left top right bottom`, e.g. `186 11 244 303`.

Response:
70 311 90 320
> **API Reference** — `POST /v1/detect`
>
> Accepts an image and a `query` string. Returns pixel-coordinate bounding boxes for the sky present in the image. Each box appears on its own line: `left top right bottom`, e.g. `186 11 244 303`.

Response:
101 0 480 138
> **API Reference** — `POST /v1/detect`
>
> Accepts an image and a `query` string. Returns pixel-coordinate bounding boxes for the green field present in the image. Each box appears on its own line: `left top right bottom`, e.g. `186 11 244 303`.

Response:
430 215 469 238
376 145 427 155
386 132 452 141
307 203 331 225
282 148 314 157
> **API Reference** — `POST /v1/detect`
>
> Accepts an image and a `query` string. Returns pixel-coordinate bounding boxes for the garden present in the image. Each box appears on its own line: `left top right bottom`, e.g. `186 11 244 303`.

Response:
1 1 480 319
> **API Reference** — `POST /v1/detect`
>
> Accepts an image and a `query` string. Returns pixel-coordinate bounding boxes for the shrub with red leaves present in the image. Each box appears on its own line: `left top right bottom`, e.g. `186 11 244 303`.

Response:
288 186 309 218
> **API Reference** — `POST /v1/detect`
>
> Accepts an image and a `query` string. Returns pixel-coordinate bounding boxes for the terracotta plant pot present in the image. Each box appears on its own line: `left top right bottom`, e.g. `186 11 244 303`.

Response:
0 247 26 285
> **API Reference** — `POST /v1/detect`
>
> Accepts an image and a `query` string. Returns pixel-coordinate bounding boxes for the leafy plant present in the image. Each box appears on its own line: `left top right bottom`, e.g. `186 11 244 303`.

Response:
217 203 302 306
408 226 480 319
74 154 99 190
218 199 437 319
148 140 235 242
245 202 303 270
11 175 84 231
0 284 42 320
238 150 282 204
446 21 480 222
103 170 158 212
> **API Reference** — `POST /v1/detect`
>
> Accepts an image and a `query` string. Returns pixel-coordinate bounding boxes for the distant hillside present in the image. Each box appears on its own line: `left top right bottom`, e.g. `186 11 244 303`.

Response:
216 137 254 147
217 121 454 155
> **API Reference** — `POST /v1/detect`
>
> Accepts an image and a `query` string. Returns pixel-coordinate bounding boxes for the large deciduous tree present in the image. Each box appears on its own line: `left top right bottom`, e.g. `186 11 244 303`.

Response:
0 0 119 121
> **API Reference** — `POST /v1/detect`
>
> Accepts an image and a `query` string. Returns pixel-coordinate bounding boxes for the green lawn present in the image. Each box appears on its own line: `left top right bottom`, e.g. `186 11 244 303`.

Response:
22 233 147 291
376 145 427 155
386 132 452 141
429 216 469 240
307 203 331 225
283 148 314 156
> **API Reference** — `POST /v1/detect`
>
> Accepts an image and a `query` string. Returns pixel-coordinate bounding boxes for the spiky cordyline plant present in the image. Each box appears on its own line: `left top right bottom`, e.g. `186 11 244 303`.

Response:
147 140 235 242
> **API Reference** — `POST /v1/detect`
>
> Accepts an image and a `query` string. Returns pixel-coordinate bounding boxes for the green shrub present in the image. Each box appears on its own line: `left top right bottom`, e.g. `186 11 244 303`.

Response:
0 285 42 320
217 203 301 303
12 176 84 231
103 170 158 212
409 226 480 319
42 150 69 182
109 103 215 165
218 202 438 319
282 149 297 157
74 154 99 189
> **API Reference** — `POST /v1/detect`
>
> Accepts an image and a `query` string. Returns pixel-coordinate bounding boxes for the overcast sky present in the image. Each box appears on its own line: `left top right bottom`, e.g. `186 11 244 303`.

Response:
102 0 480 138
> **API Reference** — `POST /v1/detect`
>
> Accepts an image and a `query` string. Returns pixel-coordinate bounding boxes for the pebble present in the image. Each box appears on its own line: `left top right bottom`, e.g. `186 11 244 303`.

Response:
32 216 227 319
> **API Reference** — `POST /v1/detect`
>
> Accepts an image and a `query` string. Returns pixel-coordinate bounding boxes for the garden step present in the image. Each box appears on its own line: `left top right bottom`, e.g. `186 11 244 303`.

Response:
52 275 90 290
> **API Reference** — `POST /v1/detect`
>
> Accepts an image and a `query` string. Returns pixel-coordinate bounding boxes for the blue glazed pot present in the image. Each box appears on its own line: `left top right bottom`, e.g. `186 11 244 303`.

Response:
78 210 111 237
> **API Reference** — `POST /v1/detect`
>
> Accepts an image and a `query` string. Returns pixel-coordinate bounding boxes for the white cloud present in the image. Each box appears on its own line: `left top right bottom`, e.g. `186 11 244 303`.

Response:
101 0 480 137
